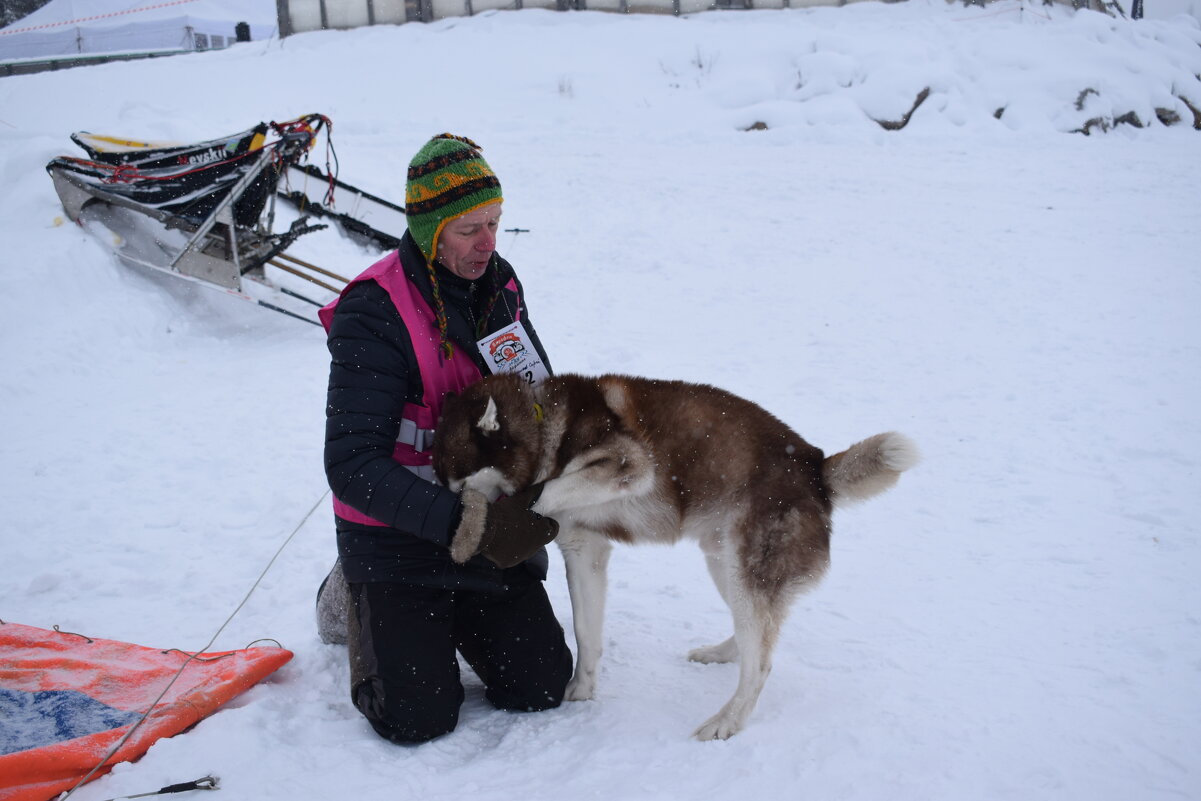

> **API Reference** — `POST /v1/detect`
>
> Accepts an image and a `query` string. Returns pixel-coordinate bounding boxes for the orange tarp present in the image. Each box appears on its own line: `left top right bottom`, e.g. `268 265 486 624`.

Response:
0 622 292 801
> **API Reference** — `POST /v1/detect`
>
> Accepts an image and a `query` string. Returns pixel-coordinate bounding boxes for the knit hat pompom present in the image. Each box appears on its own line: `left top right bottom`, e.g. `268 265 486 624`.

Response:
405 133 503 267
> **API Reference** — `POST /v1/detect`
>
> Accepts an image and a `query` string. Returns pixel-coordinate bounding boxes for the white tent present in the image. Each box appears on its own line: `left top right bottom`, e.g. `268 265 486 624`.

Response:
0 0 278 62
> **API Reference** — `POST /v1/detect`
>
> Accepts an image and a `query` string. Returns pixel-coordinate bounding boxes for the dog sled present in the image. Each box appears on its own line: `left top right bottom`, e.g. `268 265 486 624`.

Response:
46 113 407 325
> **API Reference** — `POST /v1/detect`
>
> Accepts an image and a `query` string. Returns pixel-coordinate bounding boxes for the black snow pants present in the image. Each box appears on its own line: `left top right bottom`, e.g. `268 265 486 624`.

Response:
347 578 573 744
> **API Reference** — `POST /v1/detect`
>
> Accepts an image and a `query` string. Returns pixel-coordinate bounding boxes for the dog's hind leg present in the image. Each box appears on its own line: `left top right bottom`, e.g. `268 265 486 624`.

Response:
558 530 613 702
688 546 739 664
692 572 783 741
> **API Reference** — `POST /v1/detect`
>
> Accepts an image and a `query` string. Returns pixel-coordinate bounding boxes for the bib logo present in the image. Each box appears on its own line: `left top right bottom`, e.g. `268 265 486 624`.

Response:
477 323 546 386
489 332 526 366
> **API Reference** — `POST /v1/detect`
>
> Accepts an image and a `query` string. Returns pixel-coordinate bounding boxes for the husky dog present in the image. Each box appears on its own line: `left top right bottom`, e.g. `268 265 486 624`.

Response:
432 373 917 740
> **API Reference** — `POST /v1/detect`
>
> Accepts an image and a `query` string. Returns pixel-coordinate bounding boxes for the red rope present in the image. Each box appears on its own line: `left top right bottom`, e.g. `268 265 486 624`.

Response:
271 114 338 206
0 0 202 36
58 145 266 185
108 164 141 184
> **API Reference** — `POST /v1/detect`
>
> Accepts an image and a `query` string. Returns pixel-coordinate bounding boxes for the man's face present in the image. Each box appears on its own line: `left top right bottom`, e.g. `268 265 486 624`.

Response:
436 201 503 280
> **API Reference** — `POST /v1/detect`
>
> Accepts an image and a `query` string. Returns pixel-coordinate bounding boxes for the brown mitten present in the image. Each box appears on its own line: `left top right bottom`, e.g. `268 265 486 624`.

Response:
450 484 559 569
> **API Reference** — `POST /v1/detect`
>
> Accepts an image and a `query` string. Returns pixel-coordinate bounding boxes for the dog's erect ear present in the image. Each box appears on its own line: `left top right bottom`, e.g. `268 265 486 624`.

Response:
476 396 500 435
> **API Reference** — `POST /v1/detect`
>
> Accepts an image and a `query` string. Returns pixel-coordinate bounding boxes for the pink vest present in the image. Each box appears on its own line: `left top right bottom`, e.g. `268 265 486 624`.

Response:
320 251 488 527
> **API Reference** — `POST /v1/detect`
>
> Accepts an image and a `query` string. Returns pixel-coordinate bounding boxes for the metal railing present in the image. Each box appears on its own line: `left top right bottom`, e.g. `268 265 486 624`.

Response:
275 0 874 32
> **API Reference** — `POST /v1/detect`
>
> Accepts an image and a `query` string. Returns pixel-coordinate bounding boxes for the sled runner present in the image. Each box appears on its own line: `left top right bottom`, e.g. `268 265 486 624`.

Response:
46 114 405 325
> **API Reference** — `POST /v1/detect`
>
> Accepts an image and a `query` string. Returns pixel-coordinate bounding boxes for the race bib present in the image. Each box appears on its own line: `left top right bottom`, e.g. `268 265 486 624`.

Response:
476 321 550 386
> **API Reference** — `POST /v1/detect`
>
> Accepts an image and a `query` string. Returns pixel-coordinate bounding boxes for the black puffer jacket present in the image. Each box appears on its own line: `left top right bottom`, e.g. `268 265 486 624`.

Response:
324 231 553 590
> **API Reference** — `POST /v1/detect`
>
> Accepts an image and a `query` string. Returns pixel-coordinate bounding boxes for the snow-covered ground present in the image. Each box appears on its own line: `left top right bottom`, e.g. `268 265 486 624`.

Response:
2 1 1200 799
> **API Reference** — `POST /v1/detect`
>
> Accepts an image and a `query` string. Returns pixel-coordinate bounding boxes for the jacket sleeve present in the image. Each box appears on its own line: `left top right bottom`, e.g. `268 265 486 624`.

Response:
323 280 461 547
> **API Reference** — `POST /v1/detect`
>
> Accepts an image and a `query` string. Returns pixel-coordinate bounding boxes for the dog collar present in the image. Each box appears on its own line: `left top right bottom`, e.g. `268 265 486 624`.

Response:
533 401 545 423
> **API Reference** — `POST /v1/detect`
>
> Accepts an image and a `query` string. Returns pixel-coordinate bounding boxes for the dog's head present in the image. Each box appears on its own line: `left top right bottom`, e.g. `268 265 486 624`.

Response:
433 373 542 499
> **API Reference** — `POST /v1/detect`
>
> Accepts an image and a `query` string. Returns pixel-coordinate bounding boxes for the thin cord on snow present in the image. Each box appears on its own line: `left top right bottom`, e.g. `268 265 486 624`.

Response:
57 489 331 801
52 625 94 643
94 775 219 801
244 638 284 649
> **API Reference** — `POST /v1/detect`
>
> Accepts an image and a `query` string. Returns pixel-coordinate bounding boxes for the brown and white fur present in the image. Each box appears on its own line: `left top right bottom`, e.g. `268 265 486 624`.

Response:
433 373 918 740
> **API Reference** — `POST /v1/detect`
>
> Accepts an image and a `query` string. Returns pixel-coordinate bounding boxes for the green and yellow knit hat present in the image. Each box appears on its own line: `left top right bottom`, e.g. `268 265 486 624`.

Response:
405 133 503 267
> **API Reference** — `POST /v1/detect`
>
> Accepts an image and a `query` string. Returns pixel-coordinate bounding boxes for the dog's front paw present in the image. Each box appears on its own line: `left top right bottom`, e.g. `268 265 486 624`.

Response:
688 636 738 664
564 671 596 701
693 711 744 741
449 488 489 564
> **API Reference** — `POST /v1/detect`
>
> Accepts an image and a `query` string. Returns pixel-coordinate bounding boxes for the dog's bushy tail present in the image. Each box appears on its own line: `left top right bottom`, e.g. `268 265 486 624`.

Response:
823 432 919 509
